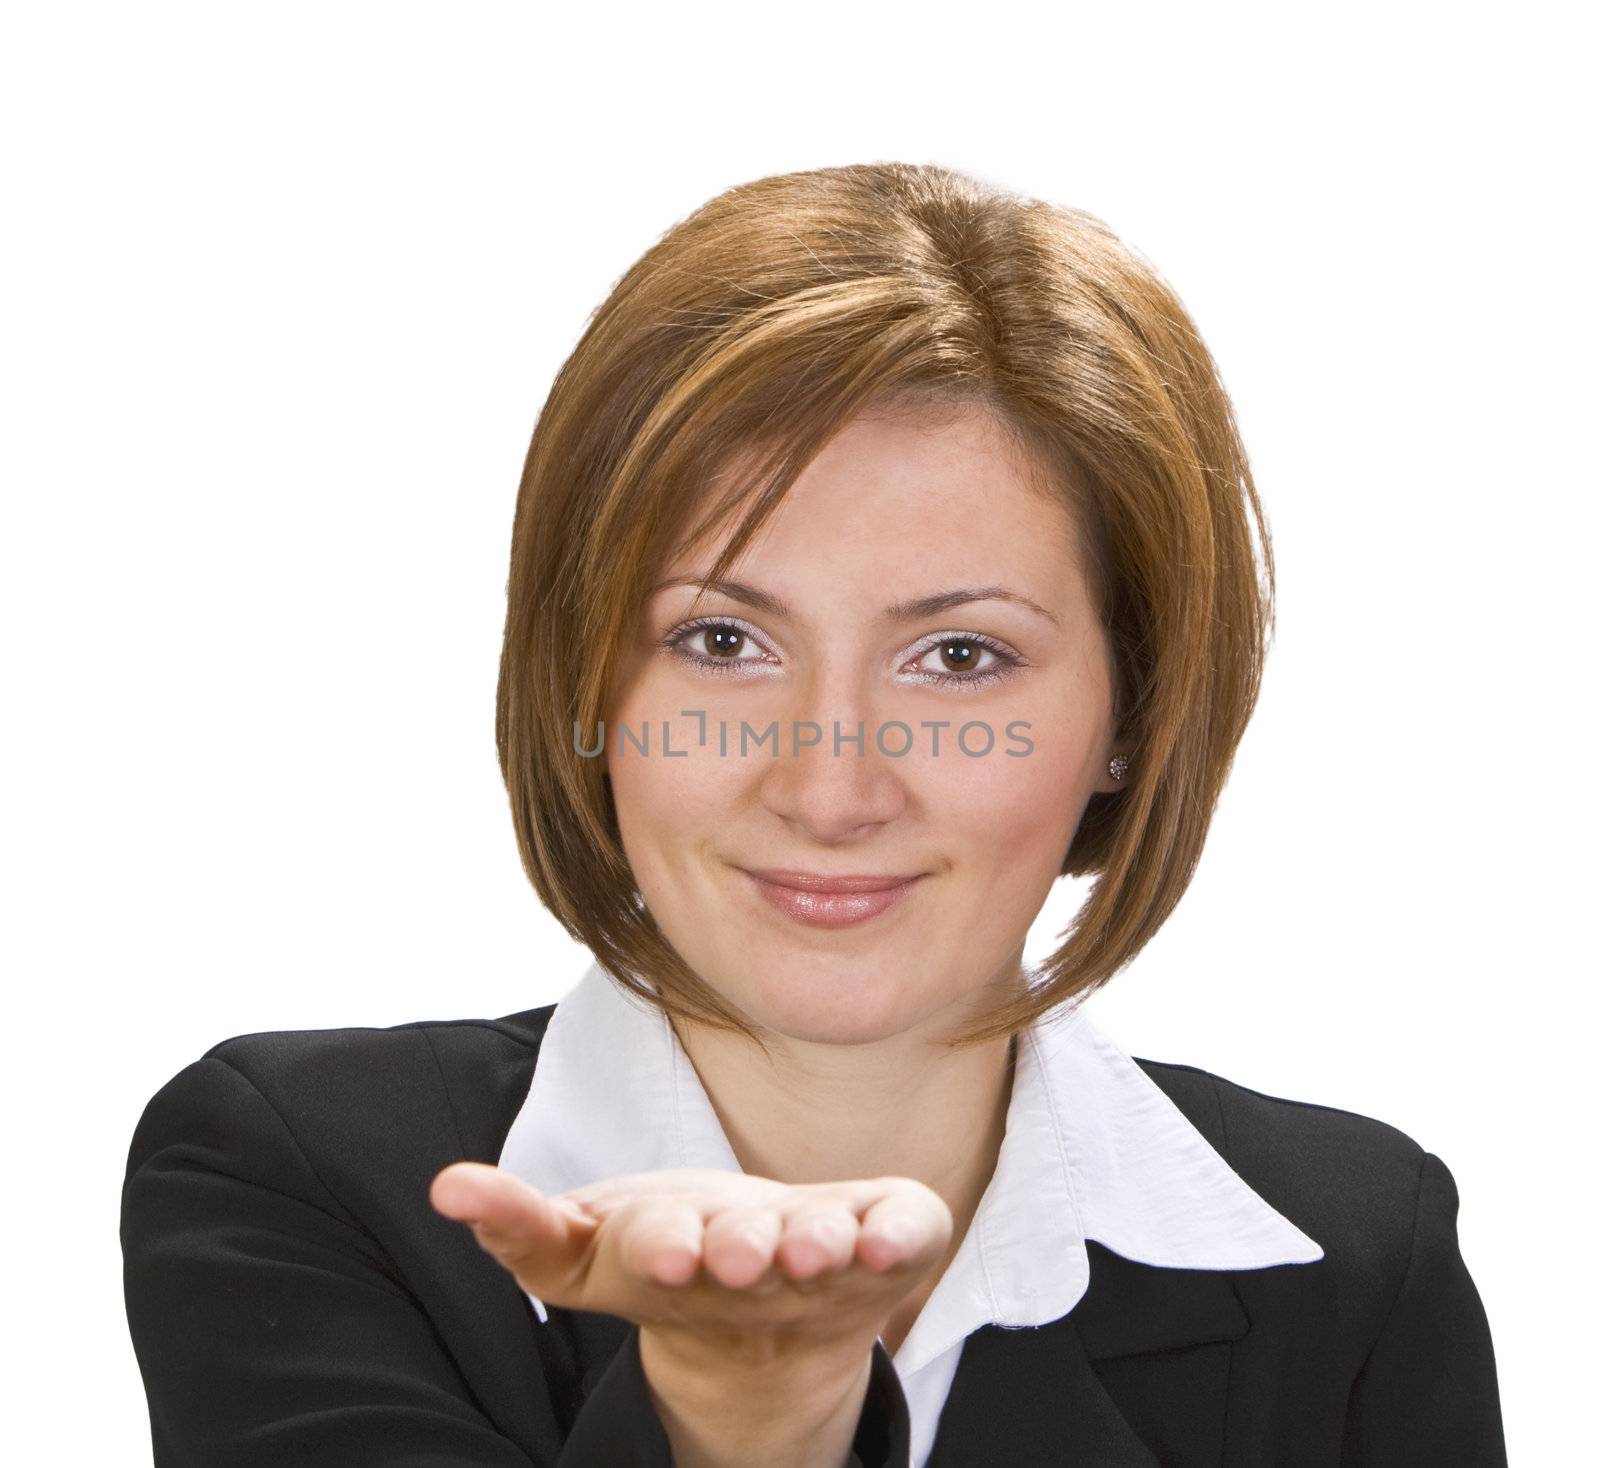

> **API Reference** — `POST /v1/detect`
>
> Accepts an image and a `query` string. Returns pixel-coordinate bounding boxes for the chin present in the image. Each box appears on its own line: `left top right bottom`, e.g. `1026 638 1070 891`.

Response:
711 953 923 1046
760 1013 912 1048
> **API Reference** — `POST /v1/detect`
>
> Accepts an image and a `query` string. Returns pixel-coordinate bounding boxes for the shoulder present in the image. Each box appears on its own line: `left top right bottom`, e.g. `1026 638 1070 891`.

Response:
1133 1054 1439 1309
196 1002 557 1107
126 1002 562 1194
1136 1054 1429 1212
1122 1055 1504 1450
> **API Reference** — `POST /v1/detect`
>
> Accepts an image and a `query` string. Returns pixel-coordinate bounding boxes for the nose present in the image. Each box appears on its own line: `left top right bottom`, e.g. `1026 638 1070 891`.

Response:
754 673 909 845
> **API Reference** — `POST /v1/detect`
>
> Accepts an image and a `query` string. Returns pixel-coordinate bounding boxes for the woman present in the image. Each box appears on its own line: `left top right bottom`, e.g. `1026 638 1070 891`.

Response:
121 162 1506 1467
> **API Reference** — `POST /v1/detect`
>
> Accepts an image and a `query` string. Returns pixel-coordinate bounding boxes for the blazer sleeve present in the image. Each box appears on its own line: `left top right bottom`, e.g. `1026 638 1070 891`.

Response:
122 1051 911 1468
1340 1150 1507 1466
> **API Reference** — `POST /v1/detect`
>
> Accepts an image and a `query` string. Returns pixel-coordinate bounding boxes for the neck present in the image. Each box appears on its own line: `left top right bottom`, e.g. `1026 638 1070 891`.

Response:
670 992 1021 1319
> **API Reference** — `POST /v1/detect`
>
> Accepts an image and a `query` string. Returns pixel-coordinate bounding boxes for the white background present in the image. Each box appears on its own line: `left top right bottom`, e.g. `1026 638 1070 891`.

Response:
3 2 1592 1460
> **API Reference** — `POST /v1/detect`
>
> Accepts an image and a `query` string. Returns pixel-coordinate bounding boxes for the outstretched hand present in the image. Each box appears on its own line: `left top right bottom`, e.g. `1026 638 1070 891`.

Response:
429 1162 951 1365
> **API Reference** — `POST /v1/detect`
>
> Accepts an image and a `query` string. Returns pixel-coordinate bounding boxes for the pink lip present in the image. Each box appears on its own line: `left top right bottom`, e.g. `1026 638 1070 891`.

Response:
738 868 927 928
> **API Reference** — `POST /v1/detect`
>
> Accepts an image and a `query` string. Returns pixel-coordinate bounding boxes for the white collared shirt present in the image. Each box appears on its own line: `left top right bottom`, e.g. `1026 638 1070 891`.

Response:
498 963 1324 1468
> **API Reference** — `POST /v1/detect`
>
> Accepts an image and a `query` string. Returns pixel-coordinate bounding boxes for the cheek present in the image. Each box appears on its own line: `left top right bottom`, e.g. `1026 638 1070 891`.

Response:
609 736 717 810
943 725 1090 843
932 730 1094 922
604 697 737 887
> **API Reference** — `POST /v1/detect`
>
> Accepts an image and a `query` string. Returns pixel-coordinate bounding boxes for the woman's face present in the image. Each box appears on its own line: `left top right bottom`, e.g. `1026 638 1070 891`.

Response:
603 400 1123 1046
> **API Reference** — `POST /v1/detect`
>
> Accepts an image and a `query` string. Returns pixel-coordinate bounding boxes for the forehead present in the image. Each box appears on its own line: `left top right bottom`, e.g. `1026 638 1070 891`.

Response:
665 401 1084 593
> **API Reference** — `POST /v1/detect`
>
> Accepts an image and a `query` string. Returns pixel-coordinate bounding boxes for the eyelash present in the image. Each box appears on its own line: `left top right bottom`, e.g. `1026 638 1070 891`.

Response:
658 616 1026 690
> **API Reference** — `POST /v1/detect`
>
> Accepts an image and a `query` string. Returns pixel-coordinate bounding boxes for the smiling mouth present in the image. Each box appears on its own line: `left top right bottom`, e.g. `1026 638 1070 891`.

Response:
736 867 928 928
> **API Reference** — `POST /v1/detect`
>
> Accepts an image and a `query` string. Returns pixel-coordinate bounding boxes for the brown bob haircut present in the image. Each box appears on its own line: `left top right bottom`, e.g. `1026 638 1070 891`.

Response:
496 161 1274 1052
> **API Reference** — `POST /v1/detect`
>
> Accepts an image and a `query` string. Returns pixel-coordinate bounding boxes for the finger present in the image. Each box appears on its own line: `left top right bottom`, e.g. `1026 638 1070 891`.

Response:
775 1200 860 1281
430 1162 590 1265
783 1174 953 1228
701 1205 783 1288
616 1197 706 1288
856 1192 951 1273
784 1175 909 1216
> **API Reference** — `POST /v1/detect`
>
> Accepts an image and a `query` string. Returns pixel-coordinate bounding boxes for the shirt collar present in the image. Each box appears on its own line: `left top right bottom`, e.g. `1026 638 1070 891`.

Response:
498 962 1323 1376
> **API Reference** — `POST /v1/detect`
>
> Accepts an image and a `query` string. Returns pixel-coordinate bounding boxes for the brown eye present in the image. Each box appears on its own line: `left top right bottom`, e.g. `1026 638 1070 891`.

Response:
937 639 980 673
902 630 1022 689
704 627 744 659
661 618 775 678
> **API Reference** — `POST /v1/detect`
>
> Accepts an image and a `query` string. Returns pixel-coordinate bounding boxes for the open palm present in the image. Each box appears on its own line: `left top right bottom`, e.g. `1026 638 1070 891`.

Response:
430 1162 952 1362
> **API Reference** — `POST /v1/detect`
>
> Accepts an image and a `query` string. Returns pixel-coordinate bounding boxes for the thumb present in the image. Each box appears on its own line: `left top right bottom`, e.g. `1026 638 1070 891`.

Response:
430 1162 593 1265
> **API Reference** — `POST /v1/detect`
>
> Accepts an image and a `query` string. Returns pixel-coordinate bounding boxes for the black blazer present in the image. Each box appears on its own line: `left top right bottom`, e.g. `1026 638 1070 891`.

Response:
120 1003 1507 1466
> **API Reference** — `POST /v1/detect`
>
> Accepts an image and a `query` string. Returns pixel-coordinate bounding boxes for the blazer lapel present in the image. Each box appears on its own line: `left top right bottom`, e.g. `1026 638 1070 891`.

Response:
925 1311 1158 1466
926 1242 1249 1465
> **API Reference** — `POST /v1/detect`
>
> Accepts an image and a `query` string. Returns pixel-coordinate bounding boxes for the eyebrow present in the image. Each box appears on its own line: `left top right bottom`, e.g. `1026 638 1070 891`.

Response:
651 576 1061 629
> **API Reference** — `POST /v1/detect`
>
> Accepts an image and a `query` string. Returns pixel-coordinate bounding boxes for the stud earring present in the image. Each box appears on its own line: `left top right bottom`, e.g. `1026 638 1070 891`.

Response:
1108 754 1129 782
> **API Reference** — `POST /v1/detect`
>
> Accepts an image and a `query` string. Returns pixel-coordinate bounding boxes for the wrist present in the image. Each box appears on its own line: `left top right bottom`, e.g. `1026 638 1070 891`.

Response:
639 1325 875 1468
